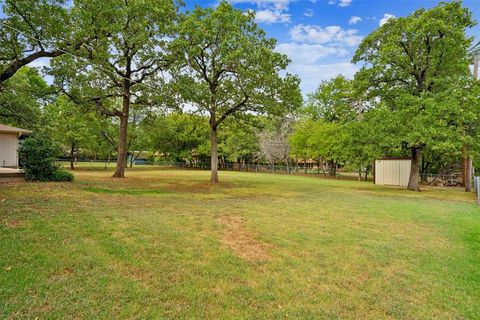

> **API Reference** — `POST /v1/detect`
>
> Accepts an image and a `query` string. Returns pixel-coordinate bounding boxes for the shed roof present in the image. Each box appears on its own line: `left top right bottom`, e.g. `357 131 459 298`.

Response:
0 124 32 134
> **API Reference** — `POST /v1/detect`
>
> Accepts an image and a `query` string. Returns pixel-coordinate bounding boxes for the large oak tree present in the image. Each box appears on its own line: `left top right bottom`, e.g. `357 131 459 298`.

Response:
353 1 474 191
171 1 302 183
52 0 178 178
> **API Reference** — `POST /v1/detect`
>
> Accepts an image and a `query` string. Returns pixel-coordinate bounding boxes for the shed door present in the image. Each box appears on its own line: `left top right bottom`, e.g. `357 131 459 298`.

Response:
375 159 412 187
0 133 18 167
382 160 401 186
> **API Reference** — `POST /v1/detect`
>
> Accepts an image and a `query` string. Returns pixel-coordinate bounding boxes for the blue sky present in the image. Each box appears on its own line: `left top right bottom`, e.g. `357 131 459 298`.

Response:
187 0 480 95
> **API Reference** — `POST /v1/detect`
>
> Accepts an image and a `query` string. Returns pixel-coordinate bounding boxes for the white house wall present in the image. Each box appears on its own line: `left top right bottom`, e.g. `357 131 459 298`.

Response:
0 133 19 167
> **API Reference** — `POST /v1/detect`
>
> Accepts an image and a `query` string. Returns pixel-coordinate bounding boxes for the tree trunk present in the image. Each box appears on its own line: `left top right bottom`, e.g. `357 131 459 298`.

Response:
328 161 336 177
209 123 219 183
112 82 130 178
113 114 128 178
407 147 422 191
465 156 472 192
70 143 75 171
358 166 362 181
364 165 369 182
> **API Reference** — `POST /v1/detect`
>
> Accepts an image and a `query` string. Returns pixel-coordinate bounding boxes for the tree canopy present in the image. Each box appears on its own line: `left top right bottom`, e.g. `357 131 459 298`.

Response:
353 1 476 190
171 1 302 182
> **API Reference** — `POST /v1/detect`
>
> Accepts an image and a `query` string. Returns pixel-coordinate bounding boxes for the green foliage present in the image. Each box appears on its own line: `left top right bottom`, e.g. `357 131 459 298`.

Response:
51 169 74 182
0 0 79 83
292 75 378 174
0 67 51 128
142 113 209 162
52 0 178 108
49 0 179 177
171 1 302 181
172 1 302 120
353 1 475 152
219 119 260 163
42 96 100 162
305 75 358 123
18 136 61 181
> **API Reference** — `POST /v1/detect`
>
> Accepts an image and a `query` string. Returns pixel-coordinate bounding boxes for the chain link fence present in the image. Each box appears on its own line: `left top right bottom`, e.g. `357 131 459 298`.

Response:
56 160 367 180
57 160 470 187
474 176 480 204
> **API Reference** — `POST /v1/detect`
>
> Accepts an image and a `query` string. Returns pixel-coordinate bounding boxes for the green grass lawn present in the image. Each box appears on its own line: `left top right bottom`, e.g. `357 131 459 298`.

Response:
1 168 479 319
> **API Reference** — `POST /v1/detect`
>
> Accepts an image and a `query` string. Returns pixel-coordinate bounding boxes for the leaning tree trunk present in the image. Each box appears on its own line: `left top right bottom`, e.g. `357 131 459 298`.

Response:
112 84 130 178
209 122 219 184
407 147 422 191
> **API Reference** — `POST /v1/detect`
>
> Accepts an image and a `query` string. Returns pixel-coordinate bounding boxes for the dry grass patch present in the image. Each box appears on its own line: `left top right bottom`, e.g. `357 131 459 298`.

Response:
218 215 272 261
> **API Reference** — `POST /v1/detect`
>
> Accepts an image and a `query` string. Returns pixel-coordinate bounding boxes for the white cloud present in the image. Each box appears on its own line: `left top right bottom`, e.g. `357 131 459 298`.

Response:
328 0 352 7
290 24 362 46
379 13 395 26
276 43 348 64
349 16 362 25
288 62 359 94
303 9 314 17
228 0 291 10
255 9 291 23
276 42 357 94
229 0 292 24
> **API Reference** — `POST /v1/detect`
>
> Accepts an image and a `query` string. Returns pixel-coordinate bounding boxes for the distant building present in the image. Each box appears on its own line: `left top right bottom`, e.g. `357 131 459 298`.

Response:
0 124 31 168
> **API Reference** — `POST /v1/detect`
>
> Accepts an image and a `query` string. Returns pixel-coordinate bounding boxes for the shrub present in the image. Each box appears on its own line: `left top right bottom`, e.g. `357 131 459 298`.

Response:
51 170 74 182
18 136 65 182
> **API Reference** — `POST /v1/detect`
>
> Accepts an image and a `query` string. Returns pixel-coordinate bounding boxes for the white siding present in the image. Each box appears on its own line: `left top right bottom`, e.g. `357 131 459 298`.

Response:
375 159 412 187
0 133 19 167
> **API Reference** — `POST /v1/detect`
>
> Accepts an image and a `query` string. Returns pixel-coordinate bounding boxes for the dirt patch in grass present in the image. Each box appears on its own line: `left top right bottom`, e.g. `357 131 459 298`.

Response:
48 267 75 283
218 215 271 261
164 180 237 194
2 219 21 228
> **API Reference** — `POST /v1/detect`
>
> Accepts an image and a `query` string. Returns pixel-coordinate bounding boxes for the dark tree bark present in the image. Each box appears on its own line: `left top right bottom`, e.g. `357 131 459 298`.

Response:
408 147 422 191
464 156 472 192
113 114 128 178
0 50 64 84
112 80 131 178
70 142 75 171
209 115 219 183
328 160 336 177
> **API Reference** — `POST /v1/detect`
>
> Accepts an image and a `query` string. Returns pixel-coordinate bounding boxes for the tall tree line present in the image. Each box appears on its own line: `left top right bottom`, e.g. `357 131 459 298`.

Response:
0 0 301 183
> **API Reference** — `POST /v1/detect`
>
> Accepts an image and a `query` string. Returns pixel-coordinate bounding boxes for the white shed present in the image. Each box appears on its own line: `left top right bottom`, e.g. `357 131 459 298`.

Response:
374 158 412 187
0 124 31 168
